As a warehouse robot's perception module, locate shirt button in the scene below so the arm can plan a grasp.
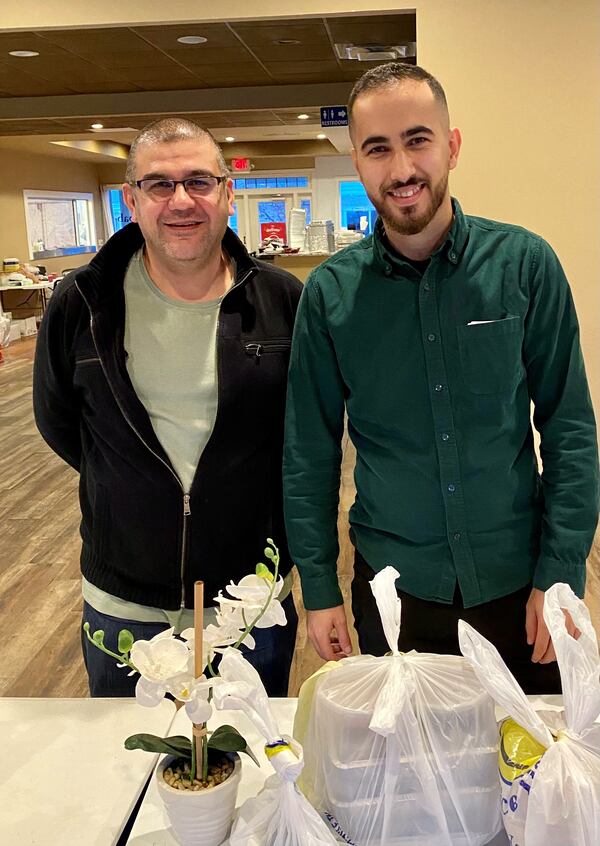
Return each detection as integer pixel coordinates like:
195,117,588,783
447,484,456,492
434,384,443,392
423,281,430,291
453,532,461,541
427,333,436,342
384,266,392,276
449,251,457,261
441,433,450,441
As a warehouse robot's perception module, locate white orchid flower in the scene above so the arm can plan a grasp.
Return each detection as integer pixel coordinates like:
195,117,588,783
130,627,190,683
135,675,167,708
215,574,287,629
184,677,215,724
180,621,242,669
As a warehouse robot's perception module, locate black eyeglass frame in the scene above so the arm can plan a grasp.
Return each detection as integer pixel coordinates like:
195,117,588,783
130,175,229,196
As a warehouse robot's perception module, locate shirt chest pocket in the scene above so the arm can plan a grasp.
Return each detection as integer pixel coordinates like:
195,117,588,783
457,315,525,395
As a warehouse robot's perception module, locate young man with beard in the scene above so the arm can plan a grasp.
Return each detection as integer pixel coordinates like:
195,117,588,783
34,119,302,697
283,64,598,693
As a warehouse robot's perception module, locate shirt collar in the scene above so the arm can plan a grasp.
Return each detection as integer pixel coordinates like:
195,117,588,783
372,197,469,271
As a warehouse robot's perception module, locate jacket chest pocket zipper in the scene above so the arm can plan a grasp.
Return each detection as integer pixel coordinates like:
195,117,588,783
75,356,101,366
244,341,291,359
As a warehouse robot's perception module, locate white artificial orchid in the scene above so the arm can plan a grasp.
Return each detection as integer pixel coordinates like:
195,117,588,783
180,618,243,667
183,677,215,724
130,627,190,683
215,574,287,629
83,538,285,786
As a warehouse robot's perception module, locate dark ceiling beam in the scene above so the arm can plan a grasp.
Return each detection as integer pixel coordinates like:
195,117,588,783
0,82,353,120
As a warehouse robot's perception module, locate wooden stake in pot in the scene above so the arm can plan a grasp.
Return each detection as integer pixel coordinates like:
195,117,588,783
193,580,206,778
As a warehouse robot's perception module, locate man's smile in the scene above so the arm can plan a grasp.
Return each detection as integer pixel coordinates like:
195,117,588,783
386,182,427,206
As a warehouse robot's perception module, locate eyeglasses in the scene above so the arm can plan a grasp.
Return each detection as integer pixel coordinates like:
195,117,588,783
131,175,228,200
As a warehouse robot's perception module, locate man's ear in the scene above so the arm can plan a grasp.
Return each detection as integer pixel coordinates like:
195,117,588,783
122,182,138,223
448,127,462,171
225,178,235,217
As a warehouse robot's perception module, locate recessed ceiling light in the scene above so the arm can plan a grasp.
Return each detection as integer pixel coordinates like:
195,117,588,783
317,133,327,139
276,39,301,45
177,35,207,45
90,123,104,130
225,136,235,142
9,50,39,58
297,113,309,120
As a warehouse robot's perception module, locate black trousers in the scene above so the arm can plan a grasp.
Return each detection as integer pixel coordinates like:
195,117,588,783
351,550,561,695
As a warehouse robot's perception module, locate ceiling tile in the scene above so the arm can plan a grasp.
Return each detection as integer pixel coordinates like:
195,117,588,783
38,27,154,54
165,46,256,66
230,21,330,45
134,23,240,50
0,32,67,56
94,51,182,70
0,72,76,96
251,44,334,62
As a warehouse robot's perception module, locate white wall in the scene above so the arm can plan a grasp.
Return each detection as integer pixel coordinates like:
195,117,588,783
313,156,357,224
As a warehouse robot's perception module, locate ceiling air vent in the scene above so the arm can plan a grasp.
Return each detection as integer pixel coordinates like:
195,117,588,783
334,43,416,62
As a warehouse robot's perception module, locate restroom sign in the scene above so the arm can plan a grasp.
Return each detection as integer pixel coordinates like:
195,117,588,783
320,106,348,127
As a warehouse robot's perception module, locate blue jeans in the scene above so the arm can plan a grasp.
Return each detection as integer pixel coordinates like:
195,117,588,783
81,594,298,698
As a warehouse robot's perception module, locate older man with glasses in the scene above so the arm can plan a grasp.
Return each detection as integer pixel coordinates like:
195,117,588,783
33,118,303,697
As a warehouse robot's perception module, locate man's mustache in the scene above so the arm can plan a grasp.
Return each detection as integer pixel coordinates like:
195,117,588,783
381,178,426,193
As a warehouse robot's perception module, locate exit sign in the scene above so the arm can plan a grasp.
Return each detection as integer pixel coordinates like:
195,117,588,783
231,157,251,171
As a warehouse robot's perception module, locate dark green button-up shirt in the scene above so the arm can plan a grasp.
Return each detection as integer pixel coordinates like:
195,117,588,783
283,200,598,610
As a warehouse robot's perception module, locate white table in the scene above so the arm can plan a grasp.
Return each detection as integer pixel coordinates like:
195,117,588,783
0,698,176,845
0,282,53,317
128,695,565,846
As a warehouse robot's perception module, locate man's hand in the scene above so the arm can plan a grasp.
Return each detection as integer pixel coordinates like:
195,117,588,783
307,606,353,662
525,587,581,663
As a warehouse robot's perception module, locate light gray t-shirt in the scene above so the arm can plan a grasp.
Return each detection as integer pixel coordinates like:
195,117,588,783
124,248,223,492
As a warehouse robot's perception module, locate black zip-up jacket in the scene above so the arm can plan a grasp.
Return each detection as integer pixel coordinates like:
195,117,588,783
33,223,303,608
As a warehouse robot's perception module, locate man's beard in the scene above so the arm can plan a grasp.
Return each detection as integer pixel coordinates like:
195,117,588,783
371,174,448,236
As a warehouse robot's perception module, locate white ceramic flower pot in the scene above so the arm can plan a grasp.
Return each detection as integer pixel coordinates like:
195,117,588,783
156,752,242,846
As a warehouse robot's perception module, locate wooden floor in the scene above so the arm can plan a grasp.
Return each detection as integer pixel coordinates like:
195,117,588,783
1,336,598,698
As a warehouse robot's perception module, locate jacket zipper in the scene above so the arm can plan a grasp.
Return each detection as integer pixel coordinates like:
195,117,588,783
244,341,291,358
76,281,192,606
75,266,255,610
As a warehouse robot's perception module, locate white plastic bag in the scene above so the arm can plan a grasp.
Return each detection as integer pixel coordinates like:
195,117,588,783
0,312,11,348
458,582,600,846
213,647,339,846
295,567,501,846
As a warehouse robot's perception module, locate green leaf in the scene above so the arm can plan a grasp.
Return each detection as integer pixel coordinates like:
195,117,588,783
255,562,273,581
92,629,105,646
117,629,134,654
208,724,260,766
124,733,192,759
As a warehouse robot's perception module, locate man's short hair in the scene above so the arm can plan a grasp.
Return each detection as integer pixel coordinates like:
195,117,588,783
348,63,448,129
125,117,230,183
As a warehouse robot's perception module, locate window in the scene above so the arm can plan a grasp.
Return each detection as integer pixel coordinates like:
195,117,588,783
339,180,378,235
23,190,97,260
103,187,133,235
229,202,239,235
300,197,312,225
230,175,310,191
